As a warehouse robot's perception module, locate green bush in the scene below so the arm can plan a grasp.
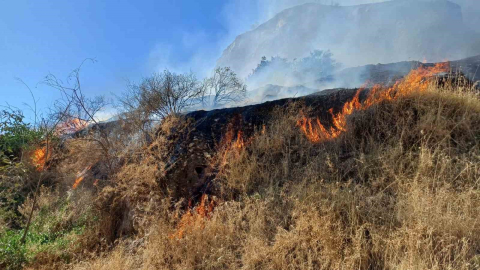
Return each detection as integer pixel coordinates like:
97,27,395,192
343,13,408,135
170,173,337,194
0,109,43,162
0,230,27,270
0,109,44,229
0,190,92,269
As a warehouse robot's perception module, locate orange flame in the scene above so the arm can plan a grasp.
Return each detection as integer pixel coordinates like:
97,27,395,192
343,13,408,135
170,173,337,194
232,130,245,150
218,119,249,166
72,166,92,189
72,176,85,189
93,179,100,186
55,118,88,136
298,62,450,143
171,194,217,239
31,144,51,172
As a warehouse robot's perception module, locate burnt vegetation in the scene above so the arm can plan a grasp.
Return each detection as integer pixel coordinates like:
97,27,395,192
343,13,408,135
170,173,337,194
1,59,480,270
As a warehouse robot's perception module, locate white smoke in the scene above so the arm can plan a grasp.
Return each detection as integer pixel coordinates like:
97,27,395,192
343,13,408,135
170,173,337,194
219,0,480,82
148,0,480,104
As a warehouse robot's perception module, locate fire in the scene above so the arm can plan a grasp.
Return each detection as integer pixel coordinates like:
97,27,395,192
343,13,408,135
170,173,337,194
31,144,51,172
222,120,246,150
298,62,450,143
171,194,217,239
55,118,88,136
72,176,85,189
72,166,92,189
218,118,248,166
169,120,247,239
232,130,245,150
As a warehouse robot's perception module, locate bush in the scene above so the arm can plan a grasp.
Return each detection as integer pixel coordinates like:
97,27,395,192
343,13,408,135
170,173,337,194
0,230,27,270
0,186,94,270
0,109,43,230
0,109,43,162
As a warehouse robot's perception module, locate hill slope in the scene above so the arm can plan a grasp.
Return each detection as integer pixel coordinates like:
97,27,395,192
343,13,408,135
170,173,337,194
2,61,480,270
217,0,480,78
73,64,480,270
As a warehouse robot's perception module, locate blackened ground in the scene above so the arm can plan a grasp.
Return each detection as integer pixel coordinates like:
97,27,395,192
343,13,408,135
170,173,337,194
186,88,361,148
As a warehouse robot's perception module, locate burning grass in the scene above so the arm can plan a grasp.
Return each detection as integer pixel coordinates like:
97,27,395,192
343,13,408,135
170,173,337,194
72,166,92,190
140,73,478,269
297,63,452,143
18,65,480,270
170,194,217,239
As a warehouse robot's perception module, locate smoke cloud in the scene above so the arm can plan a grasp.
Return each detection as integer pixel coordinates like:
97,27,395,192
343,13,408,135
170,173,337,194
149,0,480,104
225,0,480,31
220,1,480,92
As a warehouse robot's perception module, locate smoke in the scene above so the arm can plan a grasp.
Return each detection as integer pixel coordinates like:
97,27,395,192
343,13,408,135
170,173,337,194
227,0,480,29
148,0,480,104
220,1,480,95
147,0,388,77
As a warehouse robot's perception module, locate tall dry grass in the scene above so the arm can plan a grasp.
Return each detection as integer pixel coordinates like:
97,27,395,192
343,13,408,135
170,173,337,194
44,82,480,270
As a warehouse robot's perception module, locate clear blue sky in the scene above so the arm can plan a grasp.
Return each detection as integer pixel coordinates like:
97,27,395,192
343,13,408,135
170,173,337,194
0,0,263,122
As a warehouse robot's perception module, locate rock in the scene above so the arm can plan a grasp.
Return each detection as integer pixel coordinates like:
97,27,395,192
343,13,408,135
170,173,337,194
217,0,480,78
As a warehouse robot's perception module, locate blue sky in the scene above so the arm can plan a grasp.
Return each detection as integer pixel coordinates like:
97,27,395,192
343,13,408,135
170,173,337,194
0,0,265,121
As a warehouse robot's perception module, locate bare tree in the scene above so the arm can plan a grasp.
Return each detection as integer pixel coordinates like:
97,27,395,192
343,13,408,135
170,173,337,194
203,67,247,107
120,70,203,119
116,70,204,146
43,59,106,126
20,102,73,244
21,59,109,244
42,59,114,167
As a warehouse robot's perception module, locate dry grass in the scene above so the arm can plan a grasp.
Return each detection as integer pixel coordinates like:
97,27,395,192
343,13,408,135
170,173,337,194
28,83,480,270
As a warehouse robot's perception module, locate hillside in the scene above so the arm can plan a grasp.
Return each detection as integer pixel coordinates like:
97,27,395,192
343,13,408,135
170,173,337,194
77,62,480,269
1,62,479,269
217,0,480,78
4,0,480,269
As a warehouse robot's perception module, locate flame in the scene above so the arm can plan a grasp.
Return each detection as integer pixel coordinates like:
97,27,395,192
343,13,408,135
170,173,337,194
30,144,51,171
169,118,246,239
55,118,88,136
218,119,249,166
222,121,246,150
93,179,100,186
171,194,217,239
72,176,85,189
72,166,92,189
298,62,450,143
232,130,245,150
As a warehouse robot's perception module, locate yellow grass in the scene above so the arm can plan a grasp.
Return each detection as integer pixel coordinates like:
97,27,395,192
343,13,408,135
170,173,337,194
28,83,480,270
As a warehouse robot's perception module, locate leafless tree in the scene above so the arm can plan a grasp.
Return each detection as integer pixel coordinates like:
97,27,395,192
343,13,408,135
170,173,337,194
202,67,247,107
20,100,73,244
43,59,106,126
117,70,204,145
122,70,203,119
43,59,110,154
21,59,110,244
